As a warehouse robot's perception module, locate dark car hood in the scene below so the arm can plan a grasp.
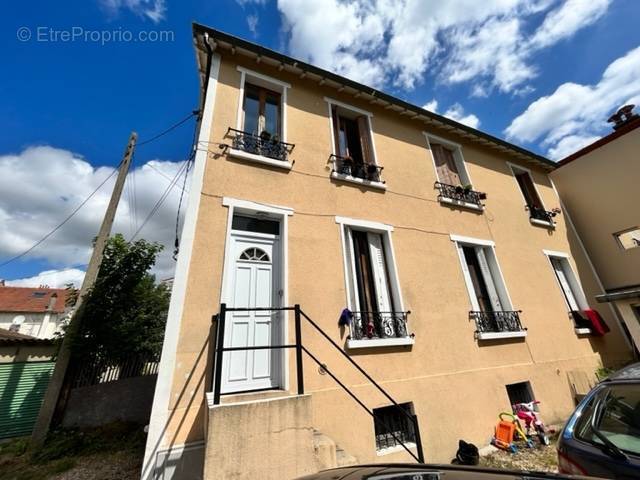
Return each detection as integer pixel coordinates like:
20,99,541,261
296,464,601,480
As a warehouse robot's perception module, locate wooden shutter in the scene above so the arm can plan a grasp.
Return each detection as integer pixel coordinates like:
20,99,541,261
331,107,342,155
551,258,579,311
475,247,503,311
367,233,393,313
432,144,460,185
357,116,373,164
515,172,542,208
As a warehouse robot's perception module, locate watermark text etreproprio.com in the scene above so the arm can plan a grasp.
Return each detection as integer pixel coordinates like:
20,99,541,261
17,26,174,45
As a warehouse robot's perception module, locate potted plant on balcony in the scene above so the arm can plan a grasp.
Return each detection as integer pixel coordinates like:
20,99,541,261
340,155,354,176
366,163,379,182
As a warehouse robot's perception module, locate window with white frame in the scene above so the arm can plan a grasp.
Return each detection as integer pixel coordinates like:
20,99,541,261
614,227,640,250
327,99,382,185
545,252,592,331
338,218,409,343
426,135,471,187
229,67,292,165
509,163,555,225
452,235,524,337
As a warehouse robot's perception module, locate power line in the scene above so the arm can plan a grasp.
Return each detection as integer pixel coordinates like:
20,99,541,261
129,159,190,241
136,111,198,147
0,165,121,270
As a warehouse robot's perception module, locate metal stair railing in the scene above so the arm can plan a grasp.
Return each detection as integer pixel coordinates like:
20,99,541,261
211,303,425,463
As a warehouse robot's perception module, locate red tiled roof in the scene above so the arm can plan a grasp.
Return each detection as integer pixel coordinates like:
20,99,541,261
0,327,55,345
0,327,37,340
0,286,68,314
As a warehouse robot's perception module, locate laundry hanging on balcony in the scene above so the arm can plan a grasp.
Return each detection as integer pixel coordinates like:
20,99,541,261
338,308,353,327
582,308,610,336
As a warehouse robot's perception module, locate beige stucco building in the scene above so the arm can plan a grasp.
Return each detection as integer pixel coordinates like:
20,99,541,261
551,108,640,356
142,24,634,480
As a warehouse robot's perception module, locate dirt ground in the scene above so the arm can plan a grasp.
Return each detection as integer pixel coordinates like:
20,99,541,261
480,433,559,473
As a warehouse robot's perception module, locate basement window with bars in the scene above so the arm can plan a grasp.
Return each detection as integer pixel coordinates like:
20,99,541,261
506,381,534,406
373,402,416,453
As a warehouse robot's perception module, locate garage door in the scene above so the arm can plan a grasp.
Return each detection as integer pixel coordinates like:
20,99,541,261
0,361,55,439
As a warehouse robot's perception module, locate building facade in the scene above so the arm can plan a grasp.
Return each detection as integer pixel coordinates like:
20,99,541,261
0,285,69,339
143,24,633,479
551,109,640,355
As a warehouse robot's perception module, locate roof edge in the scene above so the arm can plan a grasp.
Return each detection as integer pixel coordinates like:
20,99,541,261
192,22,556,171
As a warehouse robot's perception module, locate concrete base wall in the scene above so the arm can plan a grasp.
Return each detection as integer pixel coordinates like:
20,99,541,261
204,394,317,480
62,374,157,428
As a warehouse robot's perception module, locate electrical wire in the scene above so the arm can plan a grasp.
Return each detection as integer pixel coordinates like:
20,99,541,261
0,165,121,270
136,111,198,147
129,159,191,241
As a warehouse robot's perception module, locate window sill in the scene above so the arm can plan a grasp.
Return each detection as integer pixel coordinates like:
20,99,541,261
530,218,555,229
347,337,414,349
331,172,387,190
476,331,527,341
228,148,292,170
439,196,484,211
575,327,592,335
376,442,417,457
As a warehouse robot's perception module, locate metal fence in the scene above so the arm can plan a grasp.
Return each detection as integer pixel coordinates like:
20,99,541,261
70,354,159,388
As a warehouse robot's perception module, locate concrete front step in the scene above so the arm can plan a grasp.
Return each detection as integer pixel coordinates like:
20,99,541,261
218,388,293,405
313,429,357,470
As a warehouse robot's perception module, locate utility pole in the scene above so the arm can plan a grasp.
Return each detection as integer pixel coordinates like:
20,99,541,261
32,132,137,444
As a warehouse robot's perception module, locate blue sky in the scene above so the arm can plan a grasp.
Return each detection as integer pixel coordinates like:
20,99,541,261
1,0,639,286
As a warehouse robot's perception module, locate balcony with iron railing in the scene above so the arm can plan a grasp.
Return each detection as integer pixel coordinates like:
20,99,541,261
469,310,527,340
225,127,295,168
348,311,414,348
329,154,385,189
434,182,486,210
527,205,558,227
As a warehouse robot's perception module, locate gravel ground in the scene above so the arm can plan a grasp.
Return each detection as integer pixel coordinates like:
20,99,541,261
480,434,559,473
51,451,141,480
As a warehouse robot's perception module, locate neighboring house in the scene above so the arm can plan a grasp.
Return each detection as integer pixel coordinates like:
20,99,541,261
0,284,69,339
142,24,633,480
551,106,640,354
0,328,56,439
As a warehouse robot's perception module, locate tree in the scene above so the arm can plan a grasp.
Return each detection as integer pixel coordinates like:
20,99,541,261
67,234,170,364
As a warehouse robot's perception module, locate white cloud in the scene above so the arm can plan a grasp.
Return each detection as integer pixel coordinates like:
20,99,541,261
6,268,86,289
506,46,640,159
422,99,438,112
546,134,600,160
443,103,481,129
276,0,612,93
529,0,611,49
0,146,190,285
247,14,259,36
99,0,166,23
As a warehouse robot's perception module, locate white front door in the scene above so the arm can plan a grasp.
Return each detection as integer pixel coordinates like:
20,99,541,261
222,234,281,393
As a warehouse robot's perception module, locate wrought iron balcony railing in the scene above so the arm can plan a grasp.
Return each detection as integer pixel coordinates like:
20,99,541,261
349,311,410,341
528,205,556,224
470,310,525,336
434,181,486,207
330,154,384,183
228,128,295,162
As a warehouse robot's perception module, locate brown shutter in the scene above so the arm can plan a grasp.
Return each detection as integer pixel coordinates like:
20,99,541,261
432,144,460,185
357,116,373,164
331,106,341,155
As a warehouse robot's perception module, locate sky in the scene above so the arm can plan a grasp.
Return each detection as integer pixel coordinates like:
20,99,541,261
1,0,639,288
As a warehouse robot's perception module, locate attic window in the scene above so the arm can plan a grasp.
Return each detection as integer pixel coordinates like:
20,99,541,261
614,227,640,250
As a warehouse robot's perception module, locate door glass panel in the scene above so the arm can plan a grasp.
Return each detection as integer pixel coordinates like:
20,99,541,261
264,94,280,137
232,215,280,235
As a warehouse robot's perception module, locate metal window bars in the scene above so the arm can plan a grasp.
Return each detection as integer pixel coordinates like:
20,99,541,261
349,311,410,340
434,181,486,207
227,127,295,162
469,310,526,335
329,154,384,183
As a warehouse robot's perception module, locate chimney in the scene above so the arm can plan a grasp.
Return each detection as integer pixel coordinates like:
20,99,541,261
608,104,640,130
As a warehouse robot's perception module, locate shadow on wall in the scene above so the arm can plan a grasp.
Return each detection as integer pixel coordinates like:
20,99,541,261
0,362,54,440
565,225,635,368
142,324,214,480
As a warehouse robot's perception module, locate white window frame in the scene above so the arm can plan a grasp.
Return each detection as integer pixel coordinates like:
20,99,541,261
335,216,412,348
325,98,385,190
543,250,591,334
230,66,292,170
613,226,640,251
219,197,294,391
507,162,554,228
450,234,523,340
424,133,481,211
